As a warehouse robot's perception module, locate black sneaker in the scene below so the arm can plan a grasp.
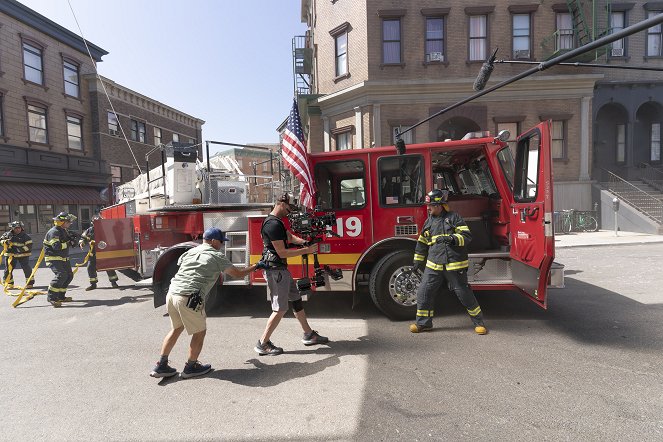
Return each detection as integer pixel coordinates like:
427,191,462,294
302,330,329,346
150,361,177,378
181,361,212,379
254,340,284,356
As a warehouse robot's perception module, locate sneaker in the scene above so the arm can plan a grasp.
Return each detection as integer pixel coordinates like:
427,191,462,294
254,340,284,356
181,361,212,379
409,323,433,333
302,330,329,346
474,325,488,335
85,284,97,291
150,361,177,378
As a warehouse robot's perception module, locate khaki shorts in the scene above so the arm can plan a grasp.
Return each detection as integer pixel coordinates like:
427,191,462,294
166,293,206,335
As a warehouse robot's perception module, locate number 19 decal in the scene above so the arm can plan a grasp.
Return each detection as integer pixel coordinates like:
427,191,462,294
331,216,362,238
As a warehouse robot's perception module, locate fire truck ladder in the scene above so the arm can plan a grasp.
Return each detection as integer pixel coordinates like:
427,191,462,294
145,144,168,209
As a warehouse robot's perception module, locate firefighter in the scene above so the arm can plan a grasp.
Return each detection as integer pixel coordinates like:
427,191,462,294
1,221,34,289
79,216,119,290
410,189,488,335
43,212,78,307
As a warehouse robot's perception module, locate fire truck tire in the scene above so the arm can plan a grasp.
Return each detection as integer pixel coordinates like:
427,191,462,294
369,250,418,321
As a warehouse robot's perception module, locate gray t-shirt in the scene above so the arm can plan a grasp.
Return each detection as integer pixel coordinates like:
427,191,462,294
167,243,232,297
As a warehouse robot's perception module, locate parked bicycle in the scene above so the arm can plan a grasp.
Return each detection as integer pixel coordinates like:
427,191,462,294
559,209,598,233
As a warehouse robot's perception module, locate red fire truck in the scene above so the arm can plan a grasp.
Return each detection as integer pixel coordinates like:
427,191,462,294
97,121,562,320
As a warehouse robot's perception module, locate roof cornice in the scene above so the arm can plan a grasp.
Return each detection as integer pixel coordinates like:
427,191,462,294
1,0,107,61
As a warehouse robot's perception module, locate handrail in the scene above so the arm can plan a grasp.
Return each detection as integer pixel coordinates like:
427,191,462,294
602,168,663,222
639,162,663,192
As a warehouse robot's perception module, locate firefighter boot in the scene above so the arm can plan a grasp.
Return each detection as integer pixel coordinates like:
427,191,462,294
85,283,97,291
409,323,433,333
475,325,488,335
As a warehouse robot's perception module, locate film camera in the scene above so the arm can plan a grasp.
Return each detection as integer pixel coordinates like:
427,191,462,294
287,210,343,292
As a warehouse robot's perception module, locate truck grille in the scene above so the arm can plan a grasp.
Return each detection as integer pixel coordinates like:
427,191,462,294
395,225,418,236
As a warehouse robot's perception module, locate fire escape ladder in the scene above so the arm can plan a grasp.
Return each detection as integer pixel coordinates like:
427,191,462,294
567,0,591,47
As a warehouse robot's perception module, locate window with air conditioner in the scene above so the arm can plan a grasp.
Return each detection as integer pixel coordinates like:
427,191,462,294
512,14,531,58
610,11,625,57
425,17,445,62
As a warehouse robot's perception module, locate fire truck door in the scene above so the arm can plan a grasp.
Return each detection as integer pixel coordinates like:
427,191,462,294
509,121,555,307
94,218,136,271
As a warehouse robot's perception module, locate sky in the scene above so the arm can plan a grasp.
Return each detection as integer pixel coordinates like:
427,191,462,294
17,0,307,155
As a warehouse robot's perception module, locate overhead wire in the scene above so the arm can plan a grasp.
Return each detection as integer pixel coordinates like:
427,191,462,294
66,0,142,174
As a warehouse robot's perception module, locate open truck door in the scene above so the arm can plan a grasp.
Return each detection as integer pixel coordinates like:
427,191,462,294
94,218,136,271
510,121,555,307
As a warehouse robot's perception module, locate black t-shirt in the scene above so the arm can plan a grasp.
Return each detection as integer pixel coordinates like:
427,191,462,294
261,216,288,265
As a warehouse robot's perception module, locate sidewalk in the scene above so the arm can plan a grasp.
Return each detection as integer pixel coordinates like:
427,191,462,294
555,230,663,248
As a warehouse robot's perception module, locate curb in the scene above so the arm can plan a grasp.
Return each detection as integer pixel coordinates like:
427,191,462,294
556,239,663,249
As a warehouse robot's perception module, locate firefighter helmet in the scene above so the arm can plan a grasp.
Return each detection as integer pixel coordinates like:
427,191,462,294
424,189,449,205
8,221,24,228
53,212,77,222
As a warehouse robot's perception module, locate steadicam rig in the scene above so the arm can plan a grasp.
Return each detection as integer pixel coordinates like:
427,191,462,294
287,210,343,293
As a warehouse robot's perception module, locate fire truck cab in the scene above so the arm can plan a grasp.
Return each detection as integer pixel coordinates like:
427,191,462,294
97,122,562,320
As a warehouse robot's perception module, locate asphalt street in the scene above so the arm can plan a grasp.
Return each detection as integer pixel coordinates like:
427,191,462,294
1,243,662,441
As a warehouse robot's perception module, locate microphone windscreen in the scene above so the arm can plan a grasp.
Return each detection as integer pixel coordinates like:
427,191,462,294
473,62,494,91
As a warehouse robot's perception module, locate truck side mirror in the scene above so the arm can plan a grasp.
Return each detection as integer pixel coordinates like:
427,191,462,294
612,197,620,211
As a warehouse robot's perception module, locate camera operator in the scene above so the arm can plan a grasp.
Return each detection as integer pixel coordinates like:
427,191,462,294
255,193,329,356
150,227,260,379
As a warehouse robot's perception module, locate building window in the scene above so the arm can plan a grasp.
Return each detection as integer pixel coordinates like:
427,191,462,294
469,15,488,61
392,125,413,144
610,12,626,56
23,42,44,85
382,19,401,64
497,122,519,153
63,60,79,97
188,137,195,144
647,11,662,57
111,165,122,184
651,123,661,162
335,31,348,77
17,204,38,234
27,104,48,144
108,111,119,134
0,95,4,137
551,120,566,159
616,123,626,163
335,131,352,151
154,127,162,146
512,14,531,59
172,133,179,143
130,120,145,143
424,17,445,62
66,115,83,150
556,13,575,50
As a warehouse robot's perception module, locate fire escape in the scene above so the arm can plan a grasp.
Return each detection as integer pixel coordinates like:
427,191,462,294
541,0,612,61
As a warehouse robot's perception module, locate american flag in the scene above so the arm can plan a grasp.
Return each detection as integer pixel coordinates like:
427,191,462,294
281,99,317,209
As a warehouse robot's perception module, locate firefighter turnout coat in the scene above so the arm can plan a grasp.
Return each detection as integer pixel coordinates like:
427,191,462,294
1,230,33,258
413,210,472,271
43,225,73,262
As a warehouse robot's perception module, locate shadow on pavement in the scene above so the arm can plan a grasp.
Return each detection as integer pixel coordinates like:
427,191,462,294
157,337,375,388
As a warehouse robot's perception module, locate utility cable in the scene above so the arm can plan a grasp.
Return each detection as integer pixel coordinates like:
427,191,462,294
66,0,142,173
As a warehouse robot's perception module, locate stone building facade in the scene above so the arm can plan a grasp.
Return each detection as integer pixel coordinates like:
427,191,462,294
297,0,663,211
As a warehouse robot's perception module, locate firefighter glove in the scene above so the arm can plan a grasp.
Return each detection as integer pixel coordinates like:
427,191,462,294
412,261,424,273
437,235,456,245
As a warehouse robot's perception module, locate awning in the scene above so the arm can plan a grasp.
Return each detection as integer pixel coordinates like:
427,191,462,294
0,183,105,205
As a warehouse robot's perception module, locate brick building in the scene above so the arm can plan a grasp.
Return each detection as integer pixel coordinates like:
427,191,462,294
0,0,204,241
0,0,108,237
87,75,204,186
295,0,663,212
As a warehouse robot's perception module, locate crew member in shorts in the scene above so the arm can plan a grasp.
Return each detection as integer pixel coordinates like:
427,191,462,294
150,227,263,379
255,193,329,356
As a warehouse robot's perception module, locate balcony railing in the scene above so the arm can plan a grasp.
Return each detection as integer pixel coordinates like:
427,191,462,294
604,168,663,223
638,162,663,192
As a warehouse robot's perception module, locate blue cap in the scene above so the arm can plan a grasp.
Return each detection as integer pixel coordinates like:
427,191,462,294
203,227,229,242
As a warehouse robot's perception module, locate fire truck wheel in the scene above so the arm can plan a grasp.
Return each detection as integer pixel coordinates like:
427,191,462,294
369,250,418,321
